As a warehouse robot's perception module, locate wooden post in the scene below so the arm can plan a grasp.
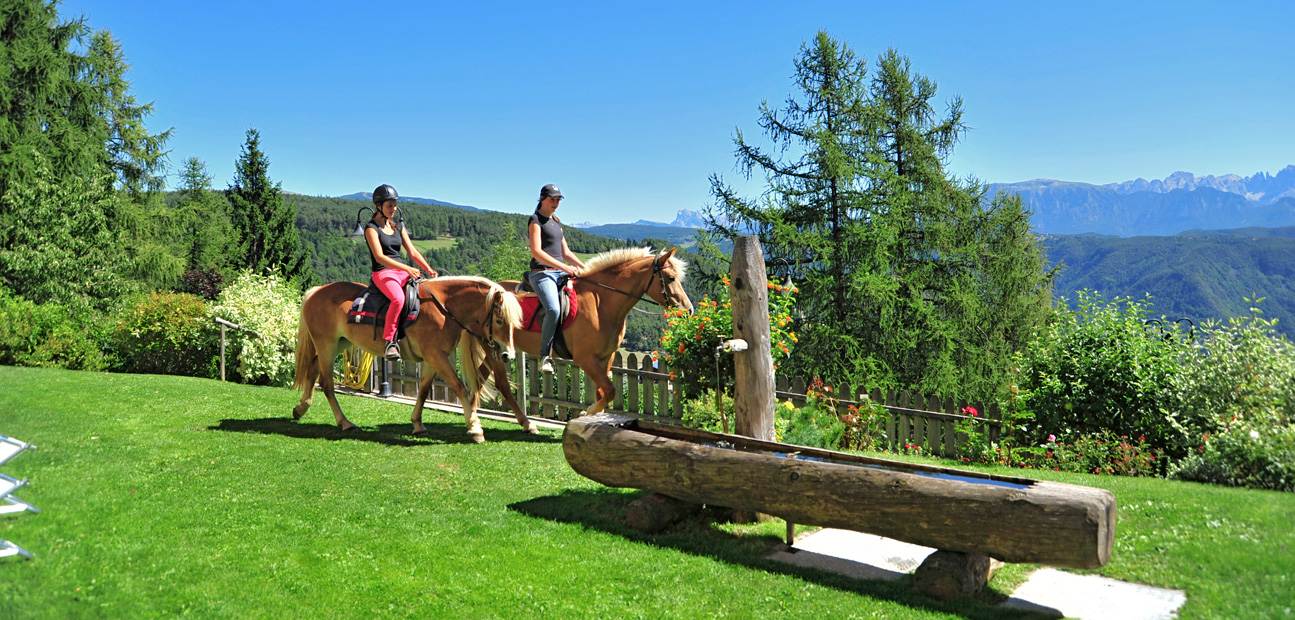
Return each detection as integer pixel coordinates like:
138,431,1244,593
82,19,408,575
731,235,774,442
219,324,226,382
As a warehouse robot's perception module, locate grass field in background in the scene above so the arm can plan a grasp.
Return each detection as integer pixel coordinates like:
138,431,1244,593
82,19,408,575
410,236,457,253
1,366,1292,618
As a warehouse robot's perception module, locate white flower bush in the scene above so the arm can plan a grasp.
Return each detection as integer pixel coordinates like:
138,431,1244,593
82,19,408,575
209,271,302,386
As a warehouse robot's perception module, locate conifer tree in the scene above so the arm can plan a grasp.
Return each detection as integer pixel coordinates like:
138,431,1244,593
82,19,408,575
0,0,171,305
226,129,314,286
706,32,1053,401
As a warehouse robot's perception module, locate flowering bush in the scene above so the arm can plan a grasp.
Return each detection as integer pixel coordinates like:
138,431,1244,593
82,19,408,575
208,271,301,386
959,429,1161,477
113,291,218,377
660,274,797,398
1170,424,1295,491
680,389,735,433
776,380,845,450
1171,301,1295,454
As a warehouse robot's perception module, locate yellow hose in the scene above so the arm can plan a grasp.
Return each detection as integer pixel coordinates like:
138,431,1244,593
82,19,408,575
341,346,375,389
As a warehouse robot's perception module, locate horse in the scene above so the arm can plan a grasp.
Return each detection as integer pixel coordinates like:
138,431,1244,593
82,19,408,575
476,247,693,418
292,276,530,443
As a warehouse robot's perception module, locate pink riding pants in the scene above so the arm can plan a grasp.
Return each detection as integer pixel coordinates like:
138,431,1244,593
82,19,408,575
373,268,411,342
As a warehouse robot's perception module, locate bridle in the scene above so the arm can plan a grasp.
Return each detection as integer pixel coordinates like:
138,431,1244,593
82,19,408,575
421,281,507,354
577,256,684,310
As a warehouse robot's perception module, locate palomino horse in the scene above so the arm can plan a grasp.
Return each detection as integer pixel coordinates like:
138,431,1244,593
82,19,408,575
476,247,693,418
292,276,530,443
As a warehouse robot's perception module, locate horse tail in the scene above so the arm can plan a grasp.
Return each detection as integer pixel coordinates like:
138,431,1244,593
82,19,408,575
293,286,322,392
458,330,499,406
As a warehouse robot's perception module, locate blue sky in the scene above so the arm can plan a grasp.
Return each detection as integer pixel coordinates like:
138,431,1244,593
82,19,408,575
60,0,1295,225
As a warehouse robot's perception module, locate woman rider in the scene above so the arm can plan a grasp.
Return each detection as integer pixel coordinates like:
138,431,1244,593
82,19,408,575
527,184,589,373
365,184,437,360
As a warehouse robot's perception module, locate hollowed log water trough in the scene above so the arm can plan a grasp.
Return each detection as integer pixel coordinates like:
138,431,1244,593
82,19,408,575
563,413,1116,570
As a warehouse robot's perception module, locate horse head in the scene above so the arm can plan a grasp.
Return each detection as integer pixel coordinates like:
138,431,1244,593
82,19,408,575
485,285,523,362
652,248,693,315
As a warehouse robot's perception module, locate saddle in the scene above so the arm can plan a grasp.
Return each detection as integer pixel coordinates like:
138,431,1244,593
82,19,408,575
346,277,421,342
516,274,579,359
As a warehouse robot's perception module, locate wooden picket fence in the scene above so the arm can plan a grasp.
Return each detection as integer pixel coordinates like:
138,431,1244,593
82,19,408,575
353,347,999,457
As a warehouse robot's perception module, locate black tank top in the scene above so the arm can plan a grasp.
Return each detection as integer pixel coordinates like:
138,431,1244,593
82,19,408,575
528,212,564,271
366,220,405,272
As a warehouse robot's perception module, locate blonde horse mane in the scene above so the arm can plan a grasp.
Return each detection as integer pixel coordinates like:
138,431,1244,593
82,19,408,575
435,276,522,405
581,247,688,283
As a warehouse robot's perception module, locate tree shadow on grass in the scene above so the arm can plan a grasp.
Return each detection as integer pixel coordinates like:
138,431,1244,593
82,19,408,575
509,488,1055,620
210,417,559,447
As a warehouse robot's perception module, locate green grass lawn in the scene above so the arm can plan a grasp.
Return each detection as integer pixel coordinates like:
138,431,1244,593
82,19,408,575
410,236,457,253
1,366,1292,618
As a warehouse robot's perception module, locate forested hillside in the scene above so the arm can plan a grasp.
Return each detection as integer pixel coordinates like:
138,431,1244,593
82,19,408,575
1044,232,1295,337
291,195,628,283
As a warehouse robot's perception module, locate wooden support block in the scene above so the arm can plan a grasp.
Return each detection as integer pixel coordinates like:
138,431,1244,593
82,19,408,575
625,493,701,534
911,550,1006,601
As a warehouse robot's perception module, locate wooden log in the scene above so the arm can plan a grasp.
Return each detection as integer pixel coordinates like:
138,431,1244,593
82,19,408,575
625,492,702,534
563,413,1117,569
730,236,774,442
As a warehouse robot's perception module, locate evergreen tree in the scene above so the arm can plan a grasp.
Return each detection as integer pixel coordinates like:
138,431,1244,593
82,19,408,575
226,129,314,286
706,33,1053,401
172,157,236,273
0,0,171,304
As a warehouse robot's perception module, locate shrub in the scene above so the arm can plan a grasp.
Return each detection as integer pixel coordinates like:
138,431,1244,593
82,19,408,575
1013,290,1191,453
113,291,218,377
777,379,845,450
179,268,224,301
0,286,107,371
208,271,302,386
660,274,797,398
1170,424,1295,492
1171,300,1295,452
679,390,735,434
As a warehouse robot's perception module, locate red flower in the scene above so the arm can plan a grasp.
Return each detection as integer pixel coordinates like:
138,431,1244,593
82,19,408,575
961,406,978,417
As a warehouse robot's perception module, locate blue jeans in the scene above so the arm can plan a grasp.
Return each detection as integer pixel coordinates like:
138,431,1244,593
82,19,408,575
528,270,564,357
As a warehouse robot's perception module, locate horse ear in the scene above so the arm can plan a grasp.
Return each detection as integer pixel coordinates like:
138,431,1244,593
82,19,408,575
657,247,677,265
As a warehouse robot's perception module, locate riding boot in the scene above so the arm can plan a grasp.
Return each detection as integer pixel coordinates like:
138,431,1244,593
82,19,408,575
385,340,402,361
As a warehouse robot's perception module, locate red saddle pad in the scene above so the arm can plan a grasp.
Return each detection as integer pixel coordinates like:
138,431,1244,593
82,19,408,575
518,282,579,332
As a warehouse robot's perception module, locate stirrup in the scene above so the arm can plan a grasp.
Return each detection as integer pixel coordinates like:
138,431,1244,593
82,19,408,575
384,342,401,361
540,357,554,373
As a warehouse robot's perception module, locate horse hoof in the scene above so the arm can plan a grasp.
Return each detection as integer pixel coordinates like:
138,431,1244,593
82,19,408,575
341,424,358,432
412,429,429,438
292,406,305,421
524,424,541,435
468,431,486,444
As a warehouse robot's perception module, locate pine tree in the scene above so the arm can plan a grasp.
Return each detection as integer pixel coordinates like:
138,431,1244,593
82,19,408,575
0,0,171,305
706,33,1053,401
225,129,314,286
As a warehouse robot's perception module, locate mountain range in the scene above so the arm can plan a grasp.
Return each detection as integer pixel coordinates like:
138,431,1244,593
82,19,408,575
334,166,1295,238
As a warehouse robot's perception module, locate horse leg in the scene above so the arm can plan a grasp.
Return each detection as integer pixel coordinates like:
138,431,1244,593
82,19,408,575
315,339,356,431
488,356,537,433
578,352,618,415
410,365,437,437
293,363,318,420
425,350,485,443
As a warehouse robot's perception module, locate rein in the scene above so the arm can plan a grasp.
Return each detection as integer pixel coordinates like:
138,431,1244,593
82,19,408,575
578,258,682,310
421,282,496,348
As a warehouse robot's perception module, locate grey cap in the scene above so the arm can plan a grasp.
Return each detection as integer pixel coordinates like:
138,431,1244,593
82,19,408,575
540,184,563,199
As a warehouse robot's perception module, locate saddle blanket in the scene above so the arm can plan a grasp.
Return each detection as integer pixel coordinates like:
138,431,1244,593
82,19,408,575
519,281,578,332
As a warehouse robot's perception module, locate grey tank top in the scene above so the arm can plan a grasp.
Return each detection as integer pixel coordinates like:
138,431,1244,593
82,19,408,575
528,212,564,270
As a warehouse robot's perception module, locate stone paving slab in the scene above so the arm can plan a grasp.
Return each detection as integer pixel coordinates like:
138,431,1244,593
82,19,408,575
766,528,1186,619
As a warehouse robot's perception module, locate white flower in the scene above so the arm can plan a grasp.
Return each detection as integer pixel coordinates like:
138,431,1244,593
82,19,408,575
1249,429,1260,440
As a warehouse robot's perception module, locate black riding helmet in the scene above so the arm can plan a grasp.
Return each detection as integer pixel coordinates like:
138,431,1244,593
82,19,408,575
372,184,399,205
